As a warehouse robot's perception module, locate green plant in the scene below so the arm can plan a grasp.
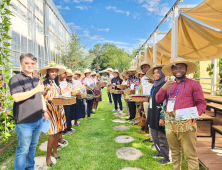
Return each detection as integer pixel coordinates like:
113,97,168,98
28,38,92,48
0,0,15,141
206,63,214,77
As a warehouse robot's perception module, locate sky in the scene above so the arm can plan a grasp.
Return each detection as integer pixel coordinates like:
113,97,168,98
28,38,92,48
53,0,204,53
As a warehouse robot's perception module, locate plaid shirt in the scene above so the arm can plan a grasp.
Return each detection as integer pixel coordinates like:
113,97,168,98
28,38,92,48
127,76,139,89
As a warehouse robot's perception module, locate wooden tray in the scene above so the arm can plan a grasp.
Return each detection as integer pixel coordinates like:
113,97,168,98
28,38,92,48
53,97,76,105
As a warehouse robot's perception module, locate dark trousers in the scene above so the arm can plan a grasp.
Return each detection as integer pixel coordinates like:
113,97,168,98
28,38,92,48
86,99,93,117
64,105,71,132
128,101,136,120
112,94,123,110
107,92,112,103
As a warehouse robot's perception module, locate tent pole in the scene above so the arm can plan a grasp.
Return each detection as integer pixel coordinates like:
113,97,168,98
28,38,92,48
153,31,157,64
171,6,179,59
211,59,217,95
145,44,147,61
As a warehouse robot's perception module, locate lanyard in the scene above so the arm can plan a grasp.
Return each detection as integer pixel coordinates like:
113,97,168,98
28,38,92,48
169,82,183,98
150,86,155,97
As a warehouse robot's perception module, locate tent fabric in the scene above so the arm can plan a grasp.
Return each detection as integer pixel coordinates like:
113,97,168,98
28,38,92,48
156,14,222,61
184,0,222,30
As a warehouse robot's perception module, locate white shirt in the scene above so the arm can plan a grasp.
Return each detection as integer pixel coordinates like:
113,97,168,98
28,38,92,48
60,81,71,97
141,75,153,95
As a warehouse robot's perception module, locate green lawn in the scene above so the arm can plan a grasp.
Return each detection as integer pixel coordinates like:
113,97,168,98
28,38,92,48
1,88,205,170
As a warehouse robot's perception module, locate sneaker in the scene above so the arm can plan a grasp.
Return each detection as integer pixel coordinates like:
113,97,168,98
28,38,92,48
112,109,117,112
119,110,123,114
108,102,112,105
151,144,156,150
157,158,171,165
151,152,163,158
93,109,95,111
63,131,71,136
96,108,98,110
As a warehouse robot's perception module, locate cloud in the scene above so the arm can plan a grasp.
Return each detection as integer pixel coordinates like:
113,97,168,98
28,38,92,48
139,0,169,17
67,22,83,30
76,5,89,10
62,0,71,2
106,6,130,16
83,30,104,40
73,0,93,3
104,40,129,45
56,5,70,10
97,28,110,32
133,12,140,19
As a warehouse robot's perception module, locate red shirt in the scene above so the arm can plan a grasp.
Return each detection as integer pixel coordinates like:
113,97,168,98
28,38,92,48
155,77,206,116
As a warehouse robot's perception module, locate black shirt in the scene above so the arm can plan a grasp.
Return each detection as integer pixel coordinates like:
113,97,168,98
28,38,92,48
9,72,43,124
111,76,123,90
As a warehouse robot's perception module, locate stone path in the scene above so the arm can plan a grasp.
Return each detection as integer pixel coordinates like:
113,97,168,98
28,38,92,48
39,139,68,152
34,156,56,170
113,125,129,131
116,147,143,161
120,167,143,170
115,135,134,143
113,112,127,117
112,118,127,123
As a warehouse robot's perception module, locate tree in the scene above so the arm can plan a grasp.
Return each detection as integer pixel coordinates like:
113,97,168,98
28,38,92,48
58,33,95,71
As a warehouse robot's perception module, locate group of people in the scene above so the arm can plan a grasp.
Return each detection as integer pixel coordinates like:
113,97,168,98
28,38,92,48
9,53,102,169
106,58,206,170
9,52,207,170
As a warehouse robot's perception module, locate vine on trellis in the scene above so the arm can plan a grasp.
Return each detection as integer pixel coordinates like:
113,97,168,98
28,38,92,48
0,0,15,141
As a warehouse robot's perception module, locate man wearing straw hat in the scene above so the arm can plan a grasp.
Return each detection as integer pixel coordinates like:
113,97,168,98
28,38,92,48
136,61,155,144
156,58,206,170
103,68,114,105
9,53,49,170
126,66,139,121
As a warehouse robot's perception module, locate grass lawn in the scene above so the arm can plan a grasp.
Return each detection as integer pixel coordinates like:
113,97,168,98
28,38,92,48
1,88,205,170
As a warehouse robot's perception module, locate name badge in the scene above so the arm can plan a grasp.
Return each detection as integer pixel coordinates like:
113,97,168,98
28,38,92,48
167,98,176,112
130,83,135,89
113,83,116,85
149,97,152,109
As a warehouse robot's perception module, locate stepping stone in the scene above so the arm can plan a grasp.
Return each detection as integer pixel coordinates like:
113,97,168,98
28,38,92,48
34,156,56,169
120,167,143,170
115,135,134,143
112,118,127,123
116,147,143,160
114,112,127,117
113,125,129,131
39,139,68,151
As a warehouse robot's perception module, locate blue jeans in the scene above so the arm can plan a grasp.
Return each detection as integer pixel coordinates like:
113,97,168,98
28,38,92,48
14,118,43,170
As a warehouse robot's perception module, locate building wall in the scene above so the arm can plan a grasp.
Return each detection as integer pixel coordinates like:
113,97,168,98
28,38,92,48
9,0,72,71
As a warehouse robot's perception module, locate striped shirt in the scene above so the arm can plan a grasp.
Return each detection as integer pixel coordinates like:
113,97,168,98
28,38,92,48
155,77,206,115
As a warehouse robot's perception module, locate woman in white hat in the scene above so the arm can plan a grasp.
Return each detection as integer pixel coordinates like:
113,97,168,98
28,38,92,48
40,61,66,166
81,69,96,120
103,68,114,105
121,71,129,116
111,70,123,114
73,71,85,121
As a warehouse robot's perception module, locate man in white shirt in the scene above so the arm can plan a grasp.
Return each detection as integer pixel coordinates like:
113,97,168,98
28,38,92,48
137,61,155,143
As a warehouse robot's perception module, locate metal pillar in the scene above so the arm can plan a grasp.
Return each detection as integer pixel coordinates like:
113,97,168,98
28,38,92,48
211,59,217,95
144,44,148,61
171,6,179,59
153,31,157,64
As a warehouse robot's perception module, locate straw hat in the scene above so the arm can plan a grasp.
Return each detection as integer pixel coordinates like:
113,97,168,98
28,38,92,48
162,58,198,76
84,69,91,74
66,69,73,77
39,61,66,75
106,68,113,72
136,71,145,78
112,70,120,77
73,71,84,79
91,71,96,76
96,73,100,77
128,66,137,72
57,65,67,76
122,70,129,79
139,61,155,70
146,64,165,79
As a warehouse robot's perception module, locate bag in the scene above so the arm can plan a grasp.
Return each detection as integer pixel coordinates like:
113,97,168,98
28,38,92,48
133,111,147,127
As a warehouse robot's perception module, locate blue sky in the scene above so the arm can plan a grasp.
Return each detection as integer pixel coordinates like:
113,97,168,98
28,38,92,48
53,0,203,53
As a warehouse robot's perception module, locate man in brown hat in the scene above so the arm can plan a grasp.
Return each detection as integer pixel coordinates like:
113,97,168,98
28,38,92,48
156,58,206,170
